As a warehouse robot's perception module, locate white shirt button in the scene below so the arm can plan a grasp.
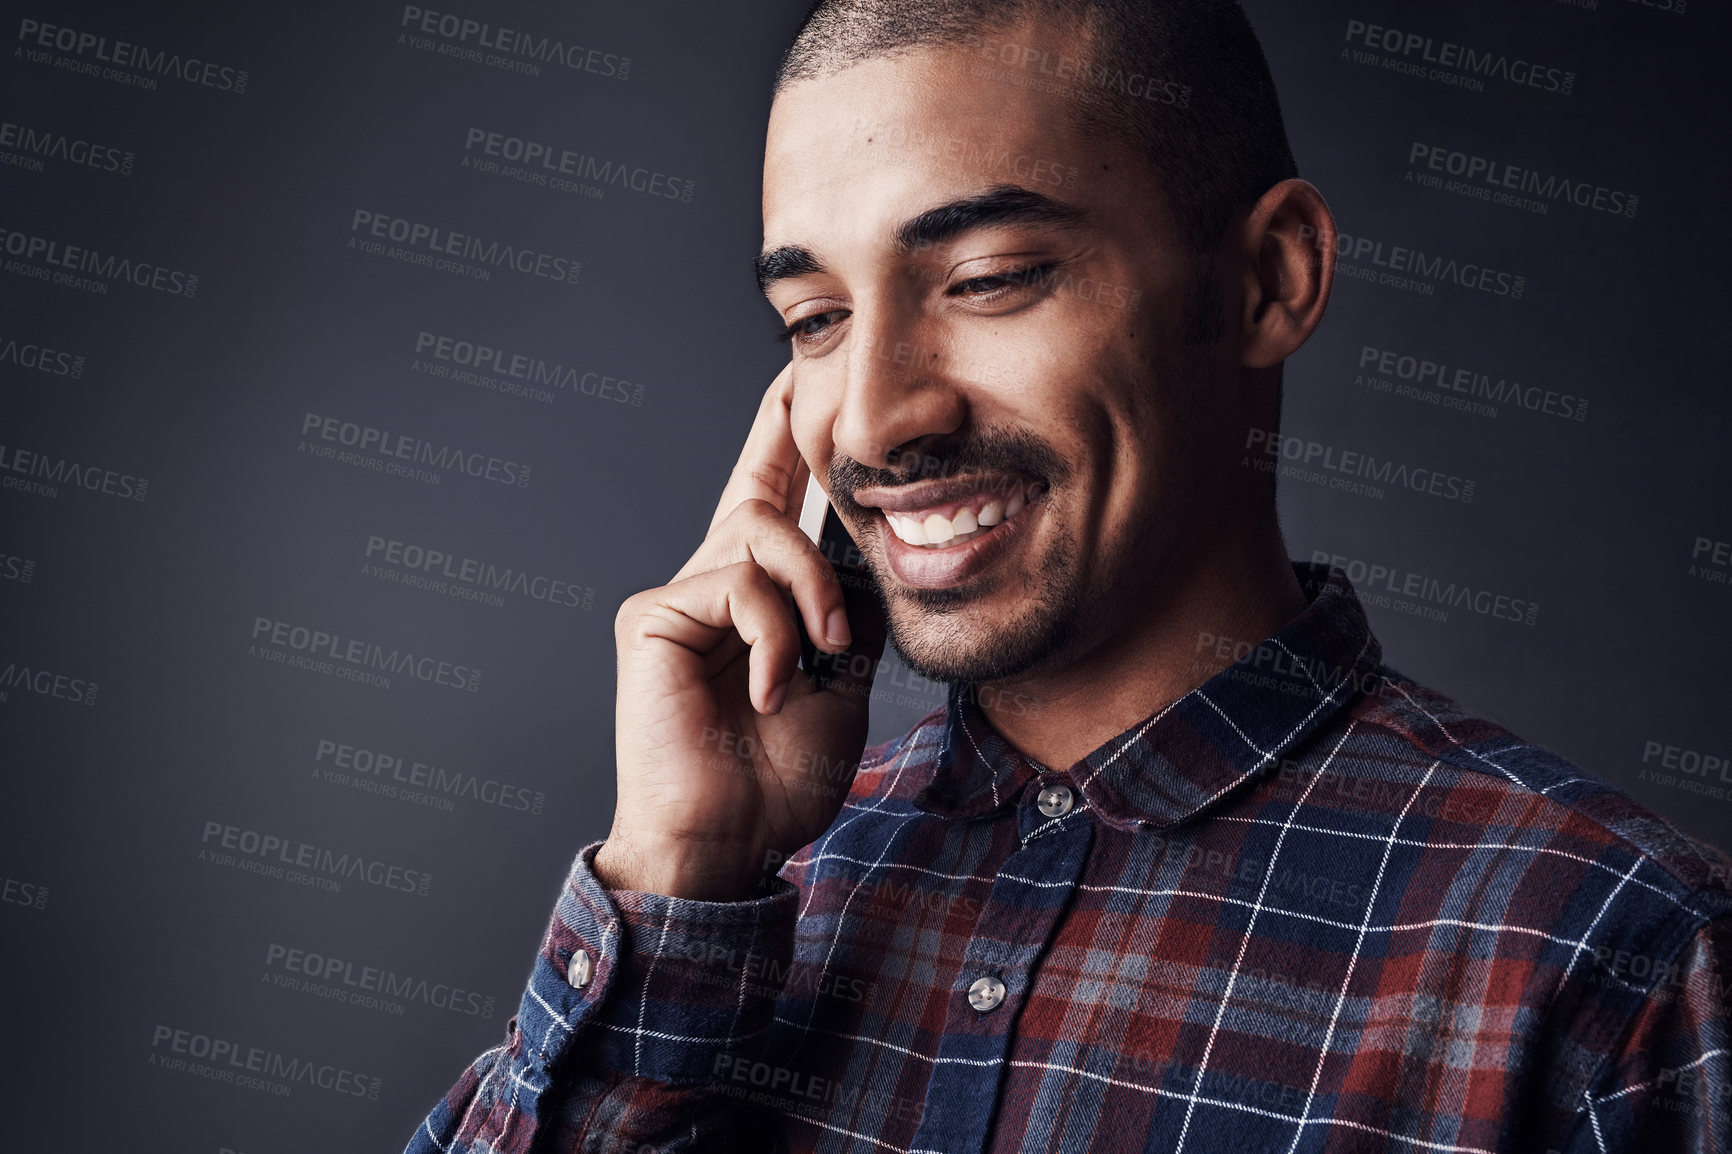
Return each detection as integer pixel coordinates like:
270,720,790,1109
567,948,593,989
967,975,1006,1012
1036,784,1074,818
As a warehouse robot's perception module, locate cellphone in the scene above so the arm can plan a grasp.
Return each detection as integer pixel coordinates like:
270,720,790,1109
795,473,882,691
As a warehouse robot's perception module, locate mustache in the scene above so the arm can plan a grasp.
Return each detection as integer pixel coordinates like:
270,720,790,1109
827,428,1070,513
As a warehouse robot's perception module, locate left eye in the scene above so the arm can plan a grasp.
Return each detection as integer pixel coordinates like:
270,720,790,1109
951,264,1054,296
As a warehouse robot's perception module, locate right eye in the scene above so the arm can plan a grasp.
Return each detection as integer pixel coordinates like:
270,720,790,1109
776,310,849,347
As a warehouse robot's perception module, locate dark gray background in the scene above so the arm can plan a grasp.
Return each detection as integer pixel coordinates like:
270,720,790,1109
1,1,1727,1149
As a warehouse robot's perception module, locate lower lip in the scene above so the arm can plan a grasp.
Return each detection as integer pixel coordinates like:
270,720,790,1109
878,505,1036,588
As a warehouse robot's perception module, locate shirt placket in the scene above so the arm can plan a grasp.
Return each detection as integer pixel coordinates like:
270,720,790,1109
907,773,1094,1154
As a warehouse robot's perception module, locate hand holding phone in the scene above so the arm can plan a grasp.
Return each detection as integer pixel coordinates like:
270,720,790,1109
597,367,886,902
795,473,882,692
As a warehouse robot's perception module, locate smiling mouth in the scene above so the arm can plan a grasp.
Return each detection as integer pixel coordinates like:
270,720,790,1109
858,477,1046,549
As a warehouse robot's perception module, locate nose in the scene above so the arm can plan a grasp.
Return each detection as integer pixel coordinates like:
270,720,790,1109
830,305,966,470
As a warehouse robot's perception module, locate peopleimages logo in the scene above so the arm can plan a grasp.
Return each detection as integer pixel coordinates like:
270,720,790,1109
16,18,250,93
413,330,644,406
1301,225,1524,299
148,1024,380,1100
1,872,49,911
958,31,1190,107
314,737,547,815
349,210,580,285
1342,19,1575,95
299,412,532,488
0,119,134,175
249,616,483,692
1244,429,1475,504
0,443,148,501
1310,551,1539,626
0,660,97,705
364,535,595,611
1639,739,1731,806
398,6,630,79
264,942,498,1018
0,227,197,296
463,127,694,203
1407,143,1637,219
0,552,36,583
0,333,85,378
1689,536,1730,589
1357,345,1588,423
200,820,433,897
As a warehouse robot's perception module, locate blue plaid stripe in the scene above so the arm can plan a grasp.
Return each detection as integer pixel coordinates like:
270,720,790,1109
407,564,1732,1154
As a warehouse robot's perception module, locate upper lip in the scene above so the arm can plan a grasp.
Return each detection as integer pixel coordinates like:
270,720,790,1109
852,474,1041,514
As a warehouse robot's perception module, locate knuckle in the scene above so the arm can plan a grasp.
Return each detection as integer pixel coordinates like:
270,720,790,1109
746,461,795,499
734,560,778,596
734,503,824,571
802,545,838,588
614,596,665,650
686,532,746,574
753,618,797,660
613,591,646,637
729,497,784,528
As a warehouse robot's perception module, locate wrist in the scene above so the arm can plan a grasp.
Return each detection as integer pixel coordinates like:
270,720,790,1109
594,835,772,902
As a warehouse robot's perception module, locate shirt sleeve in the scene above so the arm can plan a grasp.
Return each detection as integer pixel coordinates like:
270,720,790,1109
403,841,799,1154
1572,914,1732,1153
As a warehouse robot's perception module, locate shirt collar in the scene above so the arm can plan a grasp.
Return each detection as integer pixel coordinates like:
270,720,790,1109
913,562,1382,831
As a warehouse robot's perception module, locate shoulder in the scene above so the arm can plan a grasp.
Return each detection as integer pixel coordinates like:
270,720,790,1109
1340,662,1732,921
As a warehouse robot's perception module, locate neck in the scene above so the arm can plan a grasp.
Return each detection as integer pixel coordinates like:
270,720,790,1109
977,518,1308,772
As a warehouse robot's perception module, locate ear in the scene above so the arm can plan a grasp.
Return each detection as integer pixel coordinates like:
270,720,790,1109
1236,179,1336,370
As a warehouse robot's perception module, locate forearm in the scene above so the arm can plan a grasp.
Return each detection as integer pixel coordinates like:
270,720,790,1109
405,842,798,1154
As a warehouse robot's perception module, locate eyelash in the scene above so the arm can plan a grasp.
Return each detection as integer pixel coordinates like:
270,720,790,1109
775,312,842,344
774,262,1059,345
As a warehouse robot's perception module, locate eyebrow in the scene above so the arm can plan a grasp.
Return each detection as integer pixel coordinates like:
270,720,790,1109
754,184,1088,295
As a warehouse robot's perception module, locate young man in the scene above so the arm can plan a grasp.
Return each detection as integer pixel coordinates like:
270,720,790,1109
408,3,1731,1151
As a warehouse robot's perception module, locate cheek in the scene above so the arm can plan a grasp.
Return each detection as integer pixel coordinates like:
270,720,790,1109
946,316,1090,397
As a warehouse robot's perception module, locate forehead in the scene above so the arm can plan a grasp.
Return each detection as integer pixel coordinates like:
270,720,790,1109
762,33,1156,256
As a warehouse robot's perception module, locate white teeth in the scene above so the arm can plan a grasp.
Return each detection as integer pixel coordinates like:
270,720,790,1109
888,513,928,545
881,483,1039,548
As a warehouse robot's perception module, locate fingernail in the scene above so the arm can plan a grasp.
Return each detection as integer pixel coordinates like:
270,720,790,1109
766,681,788,714
825,608,851,649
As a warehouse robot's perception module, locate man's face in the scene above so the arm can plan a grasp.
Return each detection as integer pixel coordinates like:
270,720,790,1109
761,26,1247,685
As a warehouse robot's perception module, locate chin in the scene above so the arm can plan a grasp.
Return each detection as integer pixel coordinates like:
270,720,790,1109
882,582,1080,686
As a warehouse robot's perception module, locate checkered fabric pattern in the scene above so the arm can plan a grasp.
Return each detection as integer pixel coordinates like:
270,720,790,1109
406,564,1732,1154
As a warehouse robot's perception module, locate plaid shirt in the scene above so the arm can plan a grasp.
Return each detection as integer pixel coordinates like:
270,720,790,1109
406,564,1732,1154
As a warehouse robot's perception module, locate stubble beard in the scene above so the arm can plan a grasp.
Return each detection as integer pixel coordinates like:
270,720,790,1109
874,522,1089,685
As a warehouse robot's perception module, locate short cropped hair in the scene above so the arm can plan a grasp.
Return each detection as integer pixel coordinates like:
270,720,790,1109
774,0,1298,258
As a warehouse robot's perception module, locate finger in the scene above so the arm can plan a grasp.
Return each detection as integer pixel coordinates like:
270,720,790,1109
709,363,807,531
628,562,804,715
674,499,851,652
807,565,888,708
699,632,750,682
